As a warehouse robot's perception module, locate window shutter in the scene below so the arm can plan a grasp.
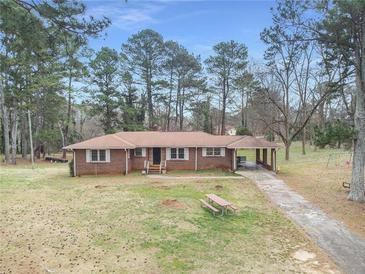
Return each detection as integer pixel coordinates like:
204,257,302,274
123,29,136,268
166,148,171,160
221,148,225,157
202,148,207,157
184,148,189,160
106,150,111,162
142,148,146,157
86,150,91,163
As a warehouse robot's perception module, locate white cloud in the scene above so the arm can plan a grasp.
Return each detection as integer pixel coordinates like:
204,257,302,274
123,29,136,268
88,2,166,31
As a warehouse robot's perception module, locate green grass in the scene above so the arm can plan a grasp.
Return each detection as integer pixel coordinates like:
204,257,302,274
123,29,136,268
0,163,337,273
271,142,365,240
166,168,240,176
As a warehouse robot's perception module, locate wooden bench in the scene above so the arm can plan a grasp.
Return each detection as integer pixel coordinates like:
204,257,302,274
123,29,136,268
200,199,220,216
227,204,238,213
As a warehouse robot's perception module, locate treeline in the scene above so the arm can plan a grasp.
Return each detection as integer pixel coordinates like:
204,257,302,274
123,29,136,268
1,1,255,162
85,32,250,135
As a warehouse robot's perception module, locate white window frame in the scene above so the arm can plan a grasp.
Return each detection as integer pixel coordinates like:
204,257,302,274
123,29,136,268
134,148,146,157
86,149,110,163
202,147,225,157
167,147,189,160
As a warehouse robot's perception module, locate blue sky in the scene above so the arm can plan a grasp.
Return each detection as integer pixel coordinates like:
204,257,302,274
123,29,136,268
87,0,275,61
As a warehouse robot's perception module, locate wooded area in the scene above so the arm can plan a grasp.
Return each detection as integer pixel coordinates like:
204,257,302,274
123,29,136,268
0,0,364,202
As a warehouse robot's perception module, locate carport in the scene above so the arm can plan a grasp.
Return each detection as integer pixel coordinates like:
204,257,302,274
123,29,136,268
227,136,280,172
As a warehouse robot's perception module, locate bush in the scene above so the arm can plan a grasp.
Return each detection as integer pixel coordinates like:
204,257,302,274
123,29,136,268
236,126,252,136
314,120,354,149
69,159,74,177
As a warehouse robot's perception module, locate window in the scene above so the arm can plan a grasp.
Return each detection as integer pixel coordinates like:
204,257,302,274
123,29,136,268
204,148,224,157
89,149,108,162
170,148,185,160
214,148,221,156
170,148,177,159
206,148,214,156
134,148,143,156
91,150,98,161
178,148,185,159
99,150,106,161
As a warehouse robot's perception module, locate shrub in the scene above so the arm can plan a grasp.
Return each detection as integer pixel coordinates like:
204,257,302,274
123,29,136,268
314,120,354,149
69,159,74,177
236,126,252,136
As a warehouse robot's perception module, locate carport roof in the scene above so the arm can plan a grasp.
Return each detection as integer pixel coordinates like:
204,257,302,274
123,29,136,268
226,136,281,149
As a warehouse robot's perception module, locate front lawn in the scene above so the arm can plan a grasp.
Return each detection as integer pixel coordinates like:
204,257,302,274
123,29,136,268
0,163,338,273
165,168,240,177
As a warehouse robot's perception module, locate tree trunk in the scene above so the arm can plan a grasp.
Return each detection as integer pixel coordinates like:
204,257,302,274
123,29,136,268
285,142,291,161
147,67,153,129
349,76,365,201
241,89,245,127
179,88,185,131
166,71,173,131
21,113,28,159
0,94,10,163
63,71,72,158
348,17,365,202
175,78,180,129
10,108,18,164
302,126,306,155
220,78,227,135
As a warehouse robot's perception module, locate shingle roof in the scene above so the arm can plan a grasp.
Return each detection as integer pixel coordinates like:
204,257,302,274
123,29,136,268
226,136,281,149
64,131,279,150
64,134,135,149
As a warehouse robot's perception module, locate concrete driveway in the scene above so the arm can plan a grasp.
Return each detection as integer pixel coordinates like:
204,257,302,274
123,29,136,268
236,170,365,274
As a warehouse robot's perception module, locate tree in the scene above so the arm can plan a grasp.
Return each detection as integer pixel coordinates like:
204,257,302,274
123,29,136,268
59,34,89,158
88,47,121,134
234,71,258,128
0,0,109,163
163,40,180,131
259,1,334,160
236,126,252,136
120,71,144,131
317,1,365,201
175,50,203,130
121,29,165,129
205,41,248,135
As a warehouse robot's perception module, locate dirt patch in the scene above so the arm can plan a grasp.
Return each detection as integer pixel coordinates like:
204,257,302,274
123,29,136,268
161,199,184,209
292,249,316,262
156,185,170,190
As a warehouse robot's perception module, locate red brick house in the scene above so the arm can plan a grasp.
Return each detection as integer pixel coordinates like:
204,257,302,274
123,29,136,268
64,131,279,176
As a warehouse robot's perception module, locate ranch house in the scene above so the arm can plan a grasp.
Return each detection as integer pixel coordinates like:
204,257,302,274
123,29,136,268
64,131,279,176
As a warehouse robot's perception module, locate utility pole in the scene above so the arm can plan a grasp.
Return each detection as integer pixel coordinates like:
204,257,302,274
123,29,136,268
28,110,34,169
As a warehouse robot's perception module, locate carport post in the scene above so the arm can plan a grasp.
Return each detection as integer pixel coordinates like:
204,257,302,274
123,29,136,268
263,149,268,164
233,149,237,171
255,148,260,164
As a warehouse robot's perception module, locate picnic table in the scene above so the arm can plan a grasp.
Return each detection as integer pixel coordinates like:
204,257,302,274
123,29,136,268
205,194,237,215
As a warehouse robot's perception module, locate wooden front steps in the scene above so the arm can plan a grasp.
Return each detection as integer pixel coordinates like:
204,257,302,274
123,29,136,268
148,164,161,174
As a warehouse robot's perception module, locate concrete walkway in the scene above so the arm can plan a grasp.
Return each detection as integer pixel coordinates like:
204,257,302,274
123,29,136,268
147,175,242,180
236,170,365,274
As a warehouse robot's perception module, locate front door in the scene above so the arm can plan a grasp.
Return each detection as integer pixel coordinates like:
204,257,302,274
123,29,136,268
153,148,161,164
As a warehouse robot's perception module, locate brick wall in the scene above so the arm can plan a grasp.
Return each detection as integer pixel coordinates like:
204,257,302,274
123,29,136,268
130,149,147,170
166,147,233,171
74,149,127,176
74,147,234,175
197,148,233,170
